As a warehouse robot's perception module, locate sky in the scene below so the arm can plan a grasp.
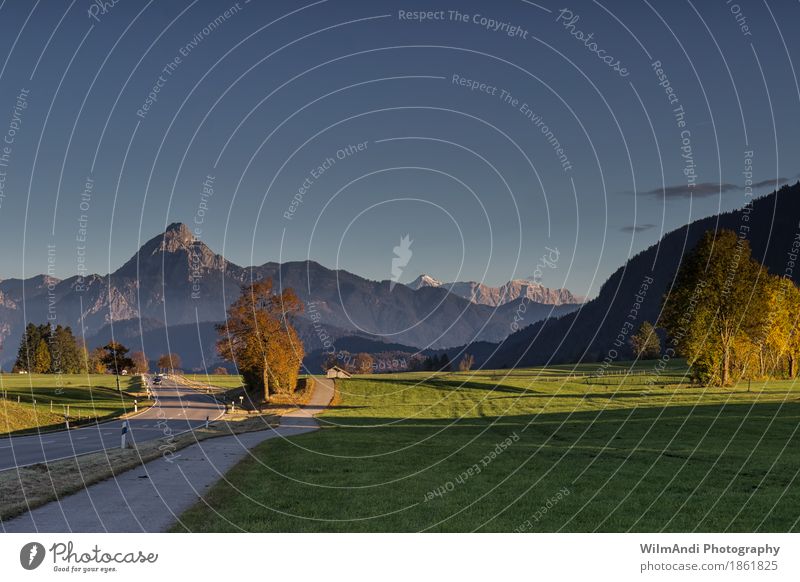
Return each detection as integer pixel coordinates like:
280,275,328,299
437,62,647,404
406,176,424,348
0,0,798,298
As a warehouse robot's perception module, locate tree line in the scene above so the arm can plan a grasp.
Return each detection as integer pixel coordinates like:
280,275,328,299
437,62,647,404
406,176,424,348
12,322,185,376
656,230,800,386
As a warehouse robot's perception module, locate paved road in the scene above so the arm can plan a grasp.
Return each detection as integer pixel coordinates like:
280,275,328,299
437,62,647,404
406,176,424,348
0,376,224,471
1,377,335,532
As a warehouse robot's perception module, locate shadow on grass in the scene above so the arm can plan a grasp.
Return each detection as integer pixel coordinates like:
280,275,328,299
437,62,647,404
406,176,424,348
363,376,537,395
315,401,800,431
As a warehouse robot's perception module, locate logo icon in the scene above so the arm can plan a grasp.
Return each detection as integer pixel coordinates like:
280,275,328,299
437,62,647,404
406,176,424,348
390,234,413,291
20,542,46,570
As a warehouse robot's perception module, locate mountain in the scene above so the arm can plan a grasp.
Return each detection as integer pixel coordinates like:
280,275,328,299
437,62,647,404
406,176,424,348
470,182,800,369
0,223,580,369
407,274,444,290
407,274,583,306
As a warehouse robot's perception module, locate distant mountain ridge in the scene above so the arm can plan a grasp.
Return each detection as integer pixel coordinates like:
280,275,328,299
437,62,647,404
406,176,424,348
407,274,584,306
0,223,580,369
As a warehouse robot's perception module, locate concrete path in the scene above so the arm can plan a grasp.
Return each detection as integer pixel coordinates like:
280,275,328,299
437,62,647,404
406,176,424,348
0,376,223,471
1,377,334,533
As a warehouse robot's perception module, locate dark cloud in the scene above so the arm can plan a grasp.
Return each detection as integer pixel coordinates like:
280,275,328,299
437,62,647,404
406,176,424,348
751,177,788,189
637,182,738,199
620,224,657,233
635,177,790,199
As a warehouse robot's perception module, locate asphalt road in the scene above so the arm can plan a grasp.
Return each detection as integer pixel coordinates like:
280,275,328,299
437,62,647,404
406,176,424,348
2,377,335,532
0,376,224,471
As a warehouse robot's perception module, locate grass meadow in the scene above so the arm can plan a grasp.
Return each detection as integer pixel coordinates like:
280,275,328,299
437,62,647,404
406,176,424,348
174,361,800,532
182,374,245,389
0,374,143,435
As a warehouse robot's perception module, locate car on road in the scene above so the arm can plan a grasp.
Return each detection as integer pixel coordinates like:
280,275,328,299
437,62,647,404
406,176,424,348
152,376,162,385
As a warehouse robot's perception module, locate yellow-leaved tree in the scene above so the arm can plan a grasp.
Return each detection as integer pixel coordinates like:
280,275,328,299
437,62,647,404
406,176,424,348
216,278,304,402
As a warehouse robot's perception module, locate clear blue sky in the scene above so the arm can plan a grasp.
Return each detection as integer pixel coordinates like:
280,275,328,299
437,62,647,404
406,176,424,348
0,0,797,298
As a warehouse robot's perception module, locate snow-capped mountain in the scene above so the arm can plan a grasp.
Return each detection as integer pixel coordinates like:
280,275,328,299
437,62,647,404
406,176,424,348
406,274,583,306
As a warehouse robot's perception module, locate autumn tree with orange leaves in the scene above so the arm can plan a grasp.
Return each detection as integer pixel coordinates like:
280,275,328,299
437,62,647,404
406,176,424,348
216,279,305,402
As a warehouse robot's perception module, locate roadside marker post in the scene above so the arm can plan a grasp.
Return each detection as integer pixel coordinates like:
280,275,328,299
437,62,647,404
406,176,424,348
134,399,138,413
121,421,129,449
205,416,209,429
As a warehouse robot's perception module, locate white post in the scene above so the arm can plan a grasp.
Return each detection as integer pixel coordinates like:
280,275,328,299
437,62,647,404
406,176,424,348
134,399,138,413
121,421,128,449
205,416,209,429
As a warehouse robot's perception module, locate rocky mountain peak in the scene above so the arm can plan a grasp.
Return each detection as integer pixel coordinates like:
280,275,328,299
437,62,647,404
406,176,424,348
407,274,443,290
160,222,195,251
405,275,583,306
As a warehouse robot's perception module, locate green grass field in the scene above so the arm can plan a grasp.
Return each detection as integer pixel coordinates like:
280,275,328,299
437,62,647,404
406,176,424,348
0,374,143,436
174,362,800,532
182,374,244,389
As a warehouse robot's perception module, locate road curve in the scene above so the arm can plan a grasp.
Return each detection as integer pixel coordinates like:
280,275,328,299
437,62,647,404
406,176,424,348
0,376,224,472
2,377,335,532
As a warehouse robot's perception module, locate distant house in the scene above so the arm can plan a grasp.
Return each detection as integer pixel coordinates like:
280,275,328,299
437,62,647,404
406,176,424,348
326,366,352,379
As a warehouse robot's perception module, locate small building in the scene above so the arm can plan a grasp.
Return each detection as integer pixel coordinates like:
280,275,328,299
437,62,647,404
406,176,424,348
326,366,352,379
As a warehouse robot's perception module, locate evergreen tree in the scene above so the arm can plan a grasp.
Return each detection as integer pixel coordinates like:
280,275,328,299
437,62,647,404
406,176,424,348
15,323,42,372
49,325,82,374
33,339,51,373
101,341,135,375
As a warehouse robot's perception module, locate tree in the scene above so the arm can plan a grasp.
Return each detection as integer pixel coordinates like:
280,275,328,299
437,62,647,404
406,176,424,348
353,353,374,374
32,339,51,373
439,354,451,372
157,353,181,371
322,352,339,373
458,353,475,372
49,325,82,374
213,366,228,375
629,321,661,360
785,284,800,378
131,351,149,374
216,278,304,401
100,341,135,376
265,322,305,393
15,323,44,372
662,230,770,386
86,347,108,374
